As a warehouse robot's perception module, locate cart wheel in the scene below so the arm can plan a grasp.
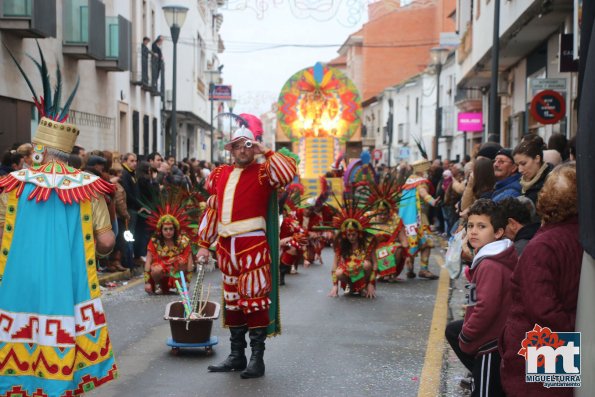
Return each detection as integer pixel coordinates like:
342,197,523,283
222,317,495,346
171,347,180,355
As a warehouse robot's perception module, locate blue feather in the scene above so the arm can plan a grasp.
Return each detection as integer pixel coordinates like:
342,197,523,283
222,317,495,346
313,62,324,85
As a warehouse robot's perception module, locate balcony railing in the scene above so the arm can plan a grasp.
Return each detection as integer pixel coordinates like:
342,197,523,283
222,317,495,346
62,0,105,60
0,0,56,38
96,15,131,72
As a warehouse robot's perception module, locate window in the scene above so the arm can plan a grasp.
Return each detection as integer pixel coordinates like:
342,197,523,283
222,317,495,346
132,111,140,154
143,115,149,154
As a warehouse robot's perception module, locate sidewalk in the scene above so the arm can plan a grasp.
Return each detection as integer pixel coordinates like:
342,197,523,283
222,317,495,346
440,272,472,396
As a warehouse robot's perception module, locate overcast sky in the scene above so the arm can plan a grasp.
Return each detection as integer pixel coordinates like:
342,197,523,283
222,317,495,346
218,0,368,116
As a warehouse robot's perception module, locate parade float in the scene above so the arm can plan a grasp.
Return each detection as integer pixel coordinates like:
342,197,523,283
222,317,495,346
277,62,364,199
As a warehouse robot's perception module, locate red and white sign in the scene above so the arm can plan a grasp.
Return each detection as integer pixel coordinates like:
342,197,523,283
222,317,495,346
530,90,566,125
372,149,383,161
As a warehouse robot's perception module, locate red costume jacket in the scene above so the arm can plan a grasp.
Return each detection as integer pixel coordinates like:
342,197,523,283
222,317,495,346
198,151,297,247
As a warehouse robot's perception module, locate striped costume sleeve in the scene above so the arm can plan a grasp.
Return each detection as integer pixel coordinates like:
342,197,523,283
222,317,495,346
262,150,298,188
197,167,224,248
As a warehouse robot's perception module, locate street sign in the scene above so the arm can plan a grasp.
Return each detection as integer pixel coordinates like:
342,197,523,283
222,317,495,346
372,149,382,161
531,78,567,95
399,147,410,160
530,90,566,125
210,85,232,101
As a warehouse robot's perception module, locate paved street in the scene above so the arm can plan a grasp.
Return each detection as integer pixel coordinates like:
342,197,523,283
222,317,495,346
89,247,449,397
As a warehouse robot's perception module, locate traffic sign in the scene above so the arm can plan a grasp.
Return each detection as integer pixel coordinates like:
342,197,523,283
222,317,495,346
530,90,566,125
372,149,382,161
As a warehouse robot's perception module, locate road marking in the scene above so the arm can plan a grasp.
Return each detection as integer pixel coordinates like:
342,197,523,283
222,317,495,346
417,256,449,397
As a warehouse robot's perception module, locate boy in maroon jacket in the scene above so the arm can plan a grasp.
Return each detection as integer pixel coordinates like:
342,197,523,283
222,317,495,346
448,199,518,397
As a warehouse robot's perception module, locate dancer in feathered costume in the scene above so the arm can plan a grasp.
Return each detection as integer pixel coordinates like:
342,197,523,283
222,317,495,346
141,193,195,295
327,193,378,298
295,177,330,267
278,183,307,285
398,140,440,279
0,43,118,396
362,174,410,282
197,114,297,379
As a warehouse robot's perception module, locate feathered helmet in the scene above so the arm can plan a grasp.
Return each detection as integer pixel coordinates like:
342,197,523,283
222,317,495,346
330,192,375,237
361,174,402,215
219,112,263,150
140,188,194,237
6,41,80,158
279,182,305,213
146,202,192,237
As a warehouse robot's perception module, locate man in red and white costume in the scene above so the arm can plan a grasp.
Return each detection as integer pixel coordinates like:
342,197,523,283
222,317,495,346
197,123,297,379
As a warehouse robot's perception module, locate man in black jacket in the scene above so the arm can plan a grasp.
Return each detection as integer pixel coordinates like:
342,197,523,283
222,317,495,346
499,196,540,255
120,153,142,264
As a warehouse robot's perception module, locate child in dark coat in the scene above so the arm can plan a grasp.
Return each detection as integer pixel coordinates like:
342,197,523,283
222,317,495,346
446,199,518,397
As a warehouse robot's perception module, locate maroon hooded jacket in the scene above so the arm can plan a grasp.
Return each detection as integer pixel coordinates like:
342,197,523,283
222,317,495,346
499,217,582,397
459,240,518,356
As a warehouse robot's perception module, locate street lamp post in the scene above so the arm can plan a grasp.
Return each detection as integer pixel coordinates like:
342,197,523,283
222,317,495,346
207,66,223,163
228,98,237,163
430,46,449,160
489,0,501,141
163,5,188,160
387,98,394,168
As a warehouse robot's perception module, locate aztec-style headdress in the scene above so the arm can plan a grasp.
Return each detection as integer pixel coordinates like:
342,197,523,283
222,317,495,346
145,202,192,237
279,182,305,213
140,187,198,237
360,173,402,214
411,134,431,174
5,41,80,156
329,192,376,236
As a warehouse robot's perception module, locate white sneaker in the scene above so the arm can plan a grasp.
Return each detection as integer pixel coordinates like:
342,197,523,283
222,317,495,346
290,265,298,274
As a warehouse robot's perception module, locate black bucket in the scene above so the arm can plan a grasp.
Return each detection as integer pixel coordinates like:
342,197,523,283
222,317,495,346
164,301,220,344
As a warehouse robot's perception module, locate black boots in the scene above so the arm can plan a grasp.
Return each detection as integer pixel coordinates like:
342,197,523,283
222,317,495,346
240,327,267,379
207,326,247,372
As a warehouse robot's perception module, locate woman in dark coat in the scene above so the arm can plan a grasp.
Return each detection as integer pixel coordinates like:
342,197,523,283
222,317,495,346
499,162,582,397
512,134,552,205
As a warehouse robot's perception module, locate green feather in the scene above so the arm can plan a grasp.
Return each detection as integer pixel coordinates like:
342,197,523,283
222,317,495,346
52,62,62,118
278,147,300,165
58,77,79,121
35,40,52,116
3,43,39,102
412,134,428,160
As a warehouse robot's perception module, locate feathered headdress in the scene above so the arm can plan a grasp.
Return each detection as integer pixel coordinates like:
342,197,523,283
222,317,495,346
5,41,80,154
328,191,375,236
279,182,305,213
411,134,431,174
358,173,402,214
140,188,194,237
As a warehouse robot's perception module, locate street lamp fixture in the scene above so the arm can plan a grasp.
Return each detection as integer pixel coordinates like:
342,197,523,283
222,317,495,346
163,4,188,160
430,46,449,160
227,98,237,163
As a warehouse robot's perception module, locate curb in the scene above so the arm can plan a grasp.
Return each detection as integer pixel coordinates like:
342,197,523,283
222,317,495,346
98,270,133,285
